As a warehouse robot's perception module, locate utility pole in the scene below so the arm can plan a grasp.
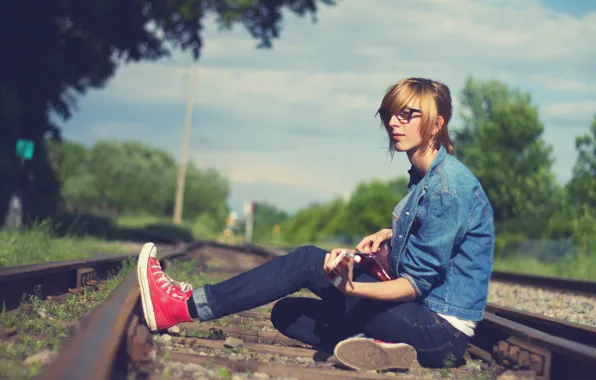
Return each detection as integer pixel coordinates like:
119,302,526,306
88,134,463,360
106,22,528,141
173,67,198,225
244,201,255,244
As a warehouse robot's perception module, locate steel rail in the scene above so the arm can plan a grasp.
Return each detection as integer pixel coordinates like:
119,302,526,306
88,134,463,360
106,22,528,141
0,243,195,311
486,303,596,348
37,267,143,380
491,270,596,294
472,312,596,379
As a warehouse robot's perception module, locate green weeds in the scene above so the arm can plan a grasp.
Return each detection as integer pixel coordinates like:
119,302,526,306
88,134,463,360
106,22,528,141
0,260,134,379
0,221,128,267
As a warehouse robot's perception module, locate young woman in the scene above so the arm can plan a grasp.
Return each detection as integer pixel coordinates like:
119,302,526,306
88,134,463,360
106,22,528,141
137,77,495,371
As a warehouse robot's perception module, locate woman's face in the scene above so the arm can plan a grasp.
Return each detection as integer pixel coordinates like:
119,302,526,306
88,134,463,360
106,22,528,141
383,100,424,153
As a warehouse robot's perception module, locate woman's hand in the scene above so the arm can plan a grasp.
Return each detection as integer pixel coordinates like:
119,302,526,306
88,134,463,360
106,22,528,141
356,228,393,253
324,248,357,295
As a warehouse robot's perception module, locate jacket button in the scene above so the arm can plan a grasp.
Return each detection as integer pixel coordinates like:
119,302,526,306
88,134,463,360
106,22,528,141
398,235,403,239
405,212,409,216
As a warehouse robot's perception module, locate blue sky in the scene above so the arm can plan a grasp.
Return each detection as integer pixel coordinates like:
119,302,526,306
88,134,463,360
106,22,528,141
60,0,596,215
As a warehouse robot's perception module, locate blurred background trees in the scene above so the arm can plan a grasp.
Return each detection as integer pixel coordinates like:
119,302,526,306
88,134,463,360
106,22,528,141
453,77,559,238
0,0,335,226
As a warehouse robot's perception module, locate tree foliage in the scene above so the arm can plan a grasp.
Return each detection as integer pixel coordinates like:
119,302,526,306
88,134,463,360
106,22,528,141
252,202,289,241
567,116,596,209
0,0,335,222
453,77,559,237
277,177,408,244
46,139,230,227
342,178,407,237
281,199,347,244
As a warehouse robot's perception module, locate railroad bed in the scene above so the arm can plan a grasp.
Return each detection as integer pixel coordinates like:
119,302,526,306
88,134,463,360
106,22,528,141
1,242,596,380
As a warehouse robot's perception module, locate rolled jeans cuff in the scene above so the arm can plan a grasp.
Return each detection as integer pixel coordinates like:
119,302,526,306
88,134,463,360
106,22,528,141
192,285,215,321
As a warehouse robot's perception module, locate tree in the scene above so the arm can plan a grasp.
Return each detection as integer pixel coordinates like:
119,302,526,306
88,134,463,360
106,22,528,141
557,116,596,249
453,77,559,238
278,176,408,244
0,0,336,223
47,140,99,213
46,139,230,228
567,116,596,209
171,164,230,225
342,179,406,237
251,202,289,241
279,199,347,244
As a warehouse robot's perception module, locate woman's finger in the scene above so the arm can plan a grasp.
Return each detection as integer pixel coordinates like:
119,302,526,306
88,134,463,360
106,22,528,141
324,253,331,270
324,252,334,273
371,235,385,252
356,237,373,252
324,250,340,272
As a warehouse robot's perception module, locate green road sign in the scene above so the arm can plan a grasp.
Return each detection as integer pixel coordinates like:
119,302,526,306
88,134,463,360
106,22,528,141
15,139,35,160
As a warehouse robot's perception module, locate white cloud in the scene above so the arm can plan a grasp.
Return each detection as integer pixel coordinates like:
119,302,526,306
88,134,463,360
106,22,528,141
89,122,149,139
542,100,596,120
309,0,596,64
529,75,596,94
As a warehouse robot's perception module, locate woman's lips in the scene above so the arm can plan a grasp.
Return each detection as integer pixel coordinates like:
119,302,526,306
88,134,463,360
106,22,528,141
392,134,405,140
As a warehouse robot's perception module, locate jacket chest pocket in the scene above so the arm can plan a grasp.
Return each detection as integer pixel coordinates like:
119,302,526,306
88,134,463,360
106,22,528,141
391,191,422,264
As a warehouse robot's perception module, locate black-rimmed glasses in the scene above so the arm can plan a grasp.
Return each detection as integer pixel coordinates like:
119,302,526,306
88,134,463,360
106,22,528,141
378,107,422,124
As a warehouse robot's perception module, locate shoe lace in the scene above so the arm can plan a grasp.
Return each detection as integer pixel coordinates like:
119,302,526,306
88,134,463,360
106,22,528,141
151,264,193,295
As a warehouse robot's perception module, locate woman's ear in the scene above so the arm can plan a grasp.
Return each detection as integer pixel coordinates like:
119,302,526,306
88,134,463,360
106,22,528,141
434,116,444,135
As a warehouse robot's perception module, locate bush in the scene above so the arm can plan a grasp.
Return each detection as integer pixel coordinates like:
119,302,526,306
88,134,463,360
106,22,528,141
494,233,528,259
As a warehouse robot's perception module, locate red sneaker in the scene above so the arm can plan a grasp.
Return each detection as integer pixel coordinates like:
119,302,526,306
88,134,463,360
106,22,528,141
334,337,417,371
137,243,194,331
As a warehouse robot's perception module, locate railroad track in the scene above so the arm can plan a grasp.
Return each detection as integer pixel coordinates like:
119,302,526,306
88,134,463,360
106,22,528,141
1,242,595,379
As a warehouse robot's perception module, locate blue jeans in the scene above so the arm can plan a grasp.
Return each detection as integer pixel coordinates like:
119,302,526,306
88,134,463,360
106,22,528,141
191,245,469,368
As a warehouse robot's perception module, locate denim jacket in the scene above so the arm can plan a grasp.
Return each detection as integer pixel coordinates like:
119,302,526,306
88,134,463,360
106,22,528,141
389,146,495,321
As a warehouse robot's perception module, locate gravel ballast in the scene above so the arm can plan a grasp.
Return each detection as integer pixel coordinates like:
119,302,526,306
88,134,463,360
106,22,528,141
488,280,596,327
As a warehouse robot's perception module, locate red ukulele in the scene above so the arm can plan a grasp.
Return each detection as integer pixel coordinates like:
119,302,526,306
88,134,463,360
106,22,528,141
326,242,393,286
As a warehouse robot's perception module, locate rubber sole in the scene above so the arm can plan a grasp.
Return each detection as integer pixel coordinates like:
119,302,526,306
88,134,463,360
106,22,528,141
334,338,417,371
137,242,158,331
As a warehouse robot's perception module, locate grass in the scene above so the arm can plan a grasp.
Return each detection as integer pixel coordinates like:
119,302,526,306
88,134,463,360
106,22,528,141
0,259,135,379
163,259,213,289
0,222,129,267
116,214,218,242
494,250,596,281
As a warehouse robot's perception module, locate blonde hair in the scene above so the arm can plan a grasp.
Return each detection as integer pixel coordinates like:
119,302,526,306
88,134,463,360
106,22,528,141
377,77,454,155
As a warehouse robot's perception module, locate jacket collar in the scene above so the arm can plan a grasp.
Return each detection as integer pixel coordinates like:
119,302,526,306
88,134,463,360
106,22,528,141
407,146,447,187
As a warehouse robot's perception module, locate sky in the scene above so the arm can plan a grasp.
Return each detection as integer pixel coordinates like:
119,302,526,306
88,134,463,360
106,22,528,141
59,0,596,215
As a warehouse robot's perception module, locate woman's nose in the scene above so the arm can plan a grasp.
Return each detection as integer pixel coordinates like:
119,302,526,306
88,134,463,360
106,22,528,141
388,114,402,128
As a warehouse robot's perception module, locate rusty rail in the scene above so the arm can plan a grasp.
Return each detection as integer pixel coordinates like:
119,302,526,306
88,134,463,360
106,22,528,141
38,269,146,380
491,270,596,294
0,243,196,311
34,244,198,380
471,312,596,379
486,303,596,348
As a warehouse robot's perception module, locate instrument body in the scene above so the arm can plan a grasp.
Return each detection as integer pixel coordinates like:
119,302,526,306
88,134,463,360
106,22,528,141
327,242,393,286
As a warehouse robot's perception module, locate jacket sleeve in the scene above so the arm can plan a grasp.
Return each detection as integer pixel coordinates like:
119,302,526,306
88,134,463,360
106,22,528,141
399,191,465,299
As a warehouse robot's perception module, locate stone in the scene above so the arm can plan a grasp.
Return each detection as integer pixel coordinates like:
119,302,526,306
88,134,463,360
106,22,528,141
24,349,53,365
497,370,536,380
224,337,244,348
252,372,270,379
